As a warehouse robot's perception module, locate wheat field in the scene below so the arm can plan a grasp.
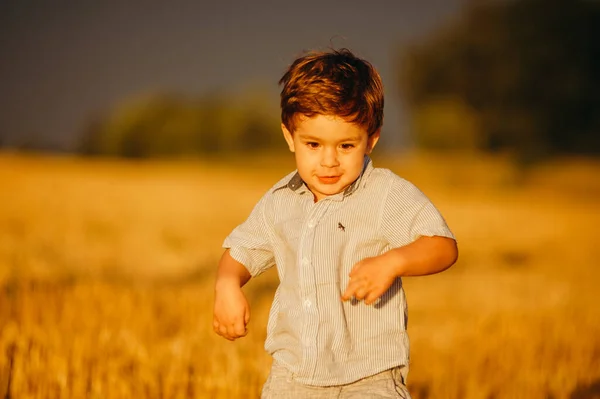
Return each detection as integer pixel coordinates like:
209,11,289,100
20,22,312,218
0,152,599,399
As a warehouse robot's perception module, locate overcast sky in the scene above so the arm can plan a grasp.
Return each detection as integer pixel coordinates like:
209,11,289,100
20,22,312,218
0,0,466,150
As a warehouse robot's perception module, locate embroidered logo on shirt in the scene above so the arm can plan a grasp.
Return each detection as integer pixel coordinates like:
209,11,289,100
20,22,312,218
338,222,345,232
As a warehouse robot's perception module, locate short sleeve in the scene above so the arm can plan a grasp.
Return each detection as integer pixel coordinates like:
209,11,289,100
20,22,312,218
380,175,455,247
223,193,276,277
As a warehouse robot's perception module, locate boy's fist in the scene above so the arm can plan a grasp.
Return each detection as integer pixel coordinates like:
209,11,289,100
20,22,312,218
213,285,250,340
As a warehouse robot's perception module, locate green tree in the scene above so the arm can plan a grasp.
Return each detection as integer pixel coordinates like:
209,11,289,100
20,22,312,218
399,0,600,163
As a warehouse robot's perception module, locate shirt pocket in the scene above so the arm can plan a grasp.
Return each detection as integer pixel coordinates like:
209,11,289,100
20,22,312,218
274,217,302,244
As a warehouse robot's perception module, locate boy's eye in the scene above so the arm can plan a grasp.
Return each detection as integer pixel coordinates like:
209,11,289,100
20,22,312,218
341,143,355,150
306,142,319,148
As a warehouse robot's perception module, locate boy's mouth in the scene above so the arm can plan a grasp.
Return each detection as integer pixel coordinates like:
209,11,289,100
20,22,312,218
317,176,341,184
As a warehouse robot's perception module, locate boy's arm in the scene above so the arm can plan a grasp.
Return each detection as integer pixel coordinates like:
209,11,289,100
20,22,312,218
342,235,458,305
382,235,458,276
213,249,253,340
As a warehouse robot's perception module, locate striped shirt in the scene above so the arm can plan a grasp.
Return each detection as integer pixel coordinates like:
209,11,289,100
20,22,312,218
223,156,454,386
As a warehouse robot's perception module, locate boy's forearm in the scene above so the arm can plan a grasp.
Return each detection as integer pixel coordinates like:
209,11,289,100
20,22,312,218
385,236,458,277
215,249,252,290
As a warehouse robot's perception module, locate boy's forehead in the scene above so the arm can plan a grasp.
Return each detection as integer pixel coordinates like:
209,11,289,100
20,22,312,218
295,113,351,124
294,114,368,136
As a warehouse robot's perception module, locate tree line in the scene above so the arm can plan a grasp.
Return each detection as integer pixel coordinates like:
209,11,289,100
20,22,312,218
33,0,599,160
398,0,600,163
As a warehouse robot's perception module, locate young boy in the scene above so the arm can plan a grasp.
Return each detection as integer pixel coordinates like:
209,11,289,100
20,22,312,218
213,48,458,398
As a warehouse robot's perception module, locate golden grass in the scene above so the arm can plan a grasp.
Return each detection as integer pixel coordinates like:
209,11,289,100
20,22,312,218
0,151,599,398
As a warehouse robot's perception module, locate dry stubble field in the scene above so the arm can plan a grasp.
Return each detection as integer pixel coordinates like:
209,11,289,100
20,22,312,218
0,152,599,399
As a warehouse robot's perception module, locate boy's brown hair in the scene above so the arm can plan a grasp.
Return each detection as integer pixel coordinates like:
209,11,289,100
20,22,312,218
279,48,384,136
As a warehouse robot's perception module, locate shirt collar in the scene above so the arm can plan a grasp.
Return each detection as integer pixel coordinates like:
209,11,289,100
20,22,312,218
275,156,373,199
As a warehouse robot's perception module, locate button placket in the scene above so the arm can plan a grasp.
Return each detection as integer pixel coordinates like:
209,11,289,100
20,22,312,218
296,200,330,378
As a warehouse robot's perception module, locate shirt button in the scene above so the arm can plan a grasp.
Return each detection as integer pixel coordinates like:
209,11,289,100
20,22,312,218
302,258,309,266
307,220,316,228
304,299,311,308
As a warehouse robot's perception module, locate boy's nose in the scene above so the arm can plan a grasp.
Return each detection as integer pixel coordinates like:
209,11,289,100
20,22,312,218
320,148,340,167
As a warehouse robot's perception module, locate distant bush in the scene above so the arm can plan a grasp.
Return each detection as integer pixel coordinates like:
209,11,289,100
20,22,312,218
78,91,284,158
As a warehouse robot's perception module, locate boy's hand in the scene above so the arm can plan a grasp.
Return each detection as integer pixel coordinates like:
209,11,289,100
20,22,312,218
341,253,399,305
213,283,250,341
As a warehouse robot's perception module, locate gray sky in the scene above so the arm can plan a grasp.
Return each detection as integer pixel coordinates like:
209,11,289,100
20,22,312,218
0,0,466,151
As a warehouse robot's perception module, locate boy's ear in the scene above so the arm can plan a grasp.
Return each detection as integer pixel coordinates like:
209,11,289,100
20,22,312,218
281,123,295,153
366,129,380,154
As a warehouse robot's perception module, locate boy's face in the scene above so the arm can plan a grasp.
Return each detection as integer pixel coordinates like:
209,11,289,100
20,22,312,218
282,114,380,202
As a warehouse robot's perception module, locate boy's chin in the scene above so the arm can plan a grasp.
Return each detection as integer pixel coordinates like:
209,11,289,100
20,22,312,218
310,184,348,198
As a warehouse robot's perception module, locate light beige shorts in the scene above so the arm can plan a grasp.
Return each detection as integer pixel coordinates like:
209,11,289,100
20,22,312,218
261,362,411,399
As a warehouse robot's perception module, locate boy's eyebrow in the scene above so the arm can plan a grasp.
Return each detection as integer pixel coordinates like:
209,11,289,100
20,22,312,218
297,134,321,141
340,136,362,142
298,134,363,142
